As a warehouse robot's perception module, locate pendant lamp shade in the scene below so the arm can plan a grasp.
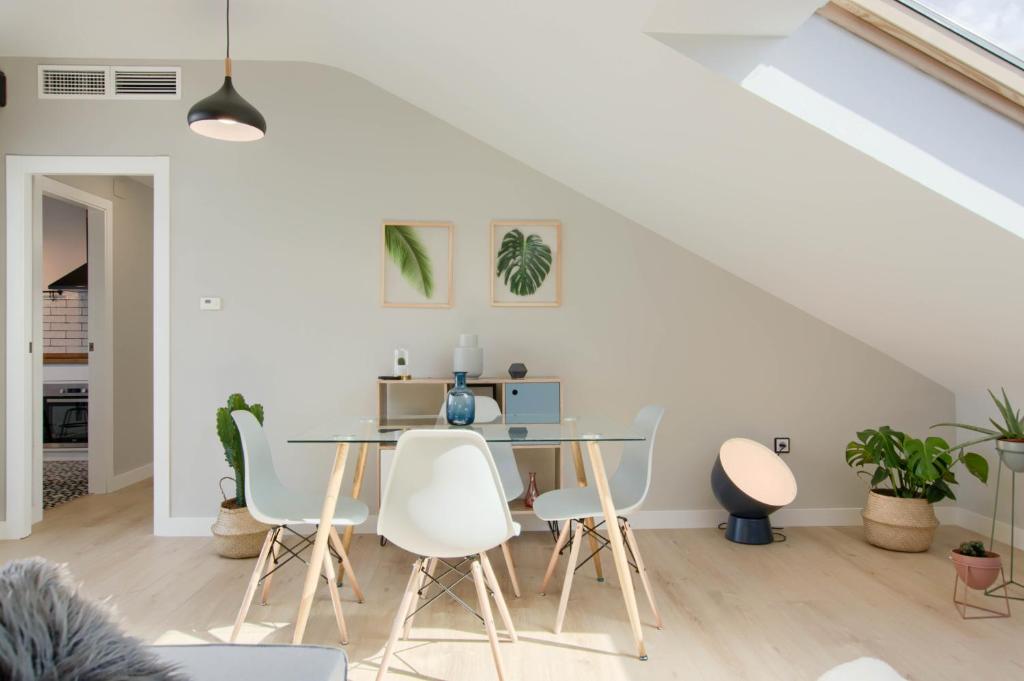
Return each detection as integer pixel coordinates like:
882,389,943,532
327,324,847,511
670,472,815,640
188,74,266,141
187,0,266,142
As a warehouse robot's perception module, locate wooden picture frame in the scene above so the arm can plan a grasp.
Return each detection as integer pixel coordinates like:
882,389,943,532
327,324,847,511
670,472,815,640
380,221,454,308
491,220,562,307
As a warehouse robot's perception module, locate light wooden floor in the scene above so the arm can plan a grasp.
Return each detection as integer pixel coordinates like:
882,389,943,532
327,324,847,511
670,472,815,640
3,481,1024,680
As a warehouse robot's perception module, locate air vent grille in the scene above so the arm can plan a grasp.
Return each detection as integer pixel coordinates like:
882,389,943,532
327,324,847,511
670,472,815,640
113,67,180,98
40,67,107,97
38,65,181,100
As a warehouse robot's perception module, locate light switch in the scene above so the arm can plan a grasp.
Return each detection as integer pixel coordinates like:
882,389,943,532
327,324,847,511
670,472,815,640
200,296,222,311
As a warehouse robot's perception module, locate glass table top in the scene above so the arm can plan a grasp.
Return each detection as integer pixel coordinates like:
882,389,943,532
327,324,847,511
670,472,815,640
289,416,645,444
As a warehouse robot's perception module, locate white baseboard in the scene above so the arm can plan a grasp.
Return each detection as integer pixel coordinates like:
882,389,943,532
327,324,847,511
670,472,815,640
154,515,217,537
942,506,1024,549
44,449,88,461
109,463,153,492
147,504,1023,542
150,507,867,537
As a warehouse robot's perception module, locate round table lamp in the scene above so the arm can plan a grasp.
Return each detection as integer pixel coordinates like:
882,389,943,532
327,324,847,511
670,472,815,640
712,438,798,544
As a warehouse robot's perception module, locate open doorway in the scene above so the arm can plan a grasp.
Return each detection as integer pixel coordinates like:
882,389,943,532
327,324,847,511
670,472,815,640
4,156,170,541
34,175,154,519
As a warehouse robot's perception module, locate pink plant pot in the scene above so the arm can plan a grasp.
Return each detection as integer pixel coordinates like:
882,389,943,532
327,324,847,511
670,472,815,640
950,550,1002,590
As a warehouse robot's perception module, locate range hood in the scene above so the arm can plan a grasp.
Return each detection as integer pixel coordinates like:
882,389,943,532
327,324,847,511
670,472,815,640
48,263,87,290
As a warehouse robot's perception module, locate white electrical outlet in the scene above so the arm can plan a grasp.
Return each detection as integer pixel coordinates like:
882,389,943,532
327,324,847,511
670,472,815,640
200,296,222,311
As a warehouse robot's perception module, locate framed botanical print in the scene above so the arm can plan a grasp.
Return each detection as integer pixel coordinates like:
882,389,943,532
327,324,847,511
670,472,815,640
380,221,454,308
491,220,562,307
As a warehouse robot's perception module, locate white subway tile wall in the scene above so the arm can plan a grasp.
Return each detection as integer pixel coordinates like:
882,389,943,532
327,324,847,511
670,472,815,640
43,290,88,353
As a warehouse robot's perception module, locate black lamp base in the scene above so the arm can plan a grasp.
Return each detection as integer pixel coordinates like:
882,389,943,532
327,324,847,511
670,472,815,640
724,514,774,545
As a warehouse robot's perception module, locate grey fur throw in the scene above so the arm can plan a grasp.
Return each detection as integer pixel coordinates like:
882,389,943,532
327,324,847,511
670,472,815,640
0,557,186,681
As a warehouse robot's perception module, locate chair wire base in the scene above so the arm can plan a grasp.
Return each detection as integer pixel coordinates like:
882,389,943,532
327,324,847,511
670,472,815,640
258,525,347,589
406,556,501,625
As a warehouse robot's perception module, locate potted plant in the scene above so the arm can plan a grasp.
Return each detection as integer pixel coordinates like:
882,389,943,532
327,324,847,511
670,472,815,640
935,388,1024,473
951,540,1003,590
210,393,271,558
846,426,988,552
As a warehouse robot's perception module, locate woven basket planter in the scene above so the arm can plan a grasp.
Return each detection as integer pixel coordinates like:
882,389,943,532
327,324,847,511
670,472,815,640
211,499,272,559
861,490,938,553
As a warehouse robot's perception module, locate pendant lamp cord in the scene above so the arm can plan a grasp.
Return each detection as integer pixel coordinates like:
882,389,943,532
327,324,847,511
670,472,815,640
226,0,231,59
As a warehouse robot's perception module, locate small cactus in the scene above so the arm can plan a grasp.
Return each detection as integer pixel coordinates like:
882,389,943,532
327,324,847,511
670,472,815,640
216,393,264,508
957,540,988,558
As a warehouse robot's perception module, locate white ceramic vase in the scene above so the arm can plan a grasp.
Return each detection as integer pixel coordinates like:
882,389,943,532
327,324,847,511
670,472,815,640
453,334,483,378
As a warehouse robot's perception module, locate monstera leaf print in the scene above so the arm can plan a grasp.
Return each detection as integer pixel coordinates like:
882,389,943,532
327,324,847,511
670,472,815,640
385,224,434,298
495,229,552,296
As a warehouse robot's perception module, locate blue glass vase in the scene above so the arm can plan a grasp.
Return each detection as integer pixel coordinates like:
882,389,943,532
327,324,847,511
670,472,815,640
446,372,476,426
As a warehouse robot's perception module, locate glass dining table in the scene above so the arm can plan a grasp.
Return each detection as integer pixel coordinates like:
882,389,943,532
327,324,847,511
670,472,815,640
288,415,651,660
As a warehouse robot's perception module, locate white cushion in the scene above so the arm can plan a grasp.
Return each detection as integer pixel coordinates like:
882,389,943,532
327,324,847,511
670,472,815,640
818,658,906,681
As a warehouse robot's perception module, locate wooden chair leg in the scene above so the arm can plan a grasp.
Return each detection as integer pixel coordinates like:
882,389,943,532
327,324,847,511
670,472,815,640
321,549,349,644
540,520,571,595
230,529,275,642
500,542,521,598
623,520,663,629
376,559,423,681
402,560,429,639
555,521,584,635
472,560,508,681
330,526,365,603
259,527,282,606
480,551,518,642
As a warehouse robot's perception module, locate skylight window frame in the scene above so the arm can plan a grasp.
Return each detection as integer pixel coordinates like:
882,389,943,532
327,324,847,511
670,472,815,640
894,0,1024,72
823,0,1024,124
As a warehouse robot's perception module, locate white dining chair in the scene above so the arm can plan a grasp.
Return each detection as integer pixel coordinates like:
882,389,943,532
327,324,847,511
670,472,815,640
376,429,519,681
533,405,665,634
437,395,524,596
229,410,369,644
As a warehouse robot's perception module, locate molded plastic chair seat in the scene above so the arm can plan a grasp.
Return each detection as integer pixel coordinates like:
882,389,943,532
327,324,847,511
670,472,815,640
229,410,366,645
532,486,642,522
264,496,369,527
535,406,666,636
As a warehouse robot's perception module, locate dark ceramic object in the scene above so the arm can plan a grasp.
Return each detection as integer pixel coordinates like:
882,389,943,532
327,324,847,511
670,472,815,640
508,362,528,379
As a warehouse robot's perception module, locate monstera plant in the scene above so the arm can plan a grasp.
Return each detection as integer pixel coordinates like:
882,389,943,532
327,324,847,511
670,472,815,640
846,426,988,552
496,228,552,296
384,224,434,298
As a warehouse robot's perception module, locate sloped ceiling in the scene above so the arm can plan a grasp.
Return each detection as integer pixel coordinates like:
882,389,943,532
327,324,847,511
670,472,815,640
3,0,1021,393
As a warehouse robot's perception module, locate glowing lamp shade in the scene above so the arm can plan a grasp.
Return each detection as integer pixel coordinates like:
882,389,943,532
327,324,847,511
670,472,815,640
711,437,798,544
187,76,266,142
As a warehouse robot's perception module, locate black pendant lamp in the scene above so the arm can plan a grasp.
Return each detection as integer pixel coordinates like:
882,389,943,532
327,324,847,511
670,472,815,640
187,0,266,141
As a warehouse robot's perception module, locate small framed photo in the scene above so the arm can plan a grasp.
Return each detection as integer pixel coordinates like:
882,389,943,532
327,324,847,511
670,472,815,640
380,221,453,308
491,220,561,307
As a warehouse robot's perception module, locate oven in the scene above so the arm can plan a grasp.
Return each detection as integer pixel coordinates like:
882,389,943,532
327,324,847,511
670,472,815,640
42,383,88,447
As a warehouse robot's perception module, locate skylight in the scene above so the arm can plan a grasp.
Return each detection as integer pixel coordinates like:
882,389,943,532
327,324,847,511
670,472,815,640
897,0,1024,70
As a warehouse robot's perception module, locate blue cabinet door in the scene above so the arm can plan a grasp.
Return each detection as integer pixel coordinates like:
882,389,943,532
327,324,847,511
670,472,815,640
504,382,560,423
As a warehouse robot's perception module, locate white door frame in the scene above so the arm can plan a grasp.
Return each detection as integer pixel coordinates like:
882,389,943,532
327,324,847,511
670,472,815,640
33,177,114,516
4,156,170,540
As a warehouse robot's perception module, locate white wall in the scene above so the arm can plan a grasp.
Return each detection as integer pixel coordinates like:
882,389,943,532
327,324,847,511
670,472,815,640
42,195,86,286
0,58,953,527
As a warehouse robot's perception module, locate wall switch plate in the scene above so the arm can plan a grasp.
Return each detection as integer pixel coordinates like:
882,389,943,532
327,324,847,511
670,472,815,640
774,437,790,454
200,296,222,311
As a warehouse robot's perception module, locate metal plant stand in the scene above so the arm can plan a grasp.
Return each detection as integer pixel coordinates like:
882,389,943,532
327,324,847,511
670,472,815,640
987,460,1024,601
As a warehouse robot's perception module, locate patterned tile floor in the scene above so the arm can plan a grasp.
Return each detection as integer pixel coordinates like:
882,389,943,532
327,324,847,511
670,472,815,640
43,460,89,508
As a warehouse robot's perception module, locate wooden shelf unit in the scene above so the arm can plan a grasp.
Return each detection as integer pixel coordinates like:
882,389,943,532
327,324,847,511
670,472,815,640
375,376,563,515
